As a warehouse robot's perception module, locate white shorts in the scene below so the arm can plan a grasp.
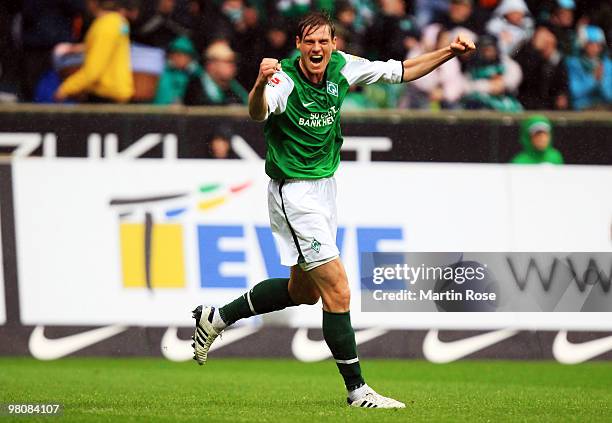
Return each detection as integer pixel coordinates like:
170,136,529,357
268,177,340,271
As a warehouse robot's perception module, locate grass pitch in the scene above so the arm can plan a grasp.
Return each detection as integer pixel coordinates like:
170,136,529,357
1,358,611,422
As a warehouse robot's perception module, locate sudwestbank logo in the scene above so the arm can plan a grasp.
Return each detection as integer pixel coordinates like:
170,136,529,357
109,181,253,291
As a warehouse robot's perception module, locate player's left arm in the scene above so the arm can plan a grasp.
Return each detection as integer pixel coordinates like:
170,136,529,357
401,34,476,82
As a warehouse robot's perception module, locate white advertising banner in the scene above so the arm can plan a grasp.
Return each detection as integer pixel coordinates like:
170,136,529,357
12,159,612,329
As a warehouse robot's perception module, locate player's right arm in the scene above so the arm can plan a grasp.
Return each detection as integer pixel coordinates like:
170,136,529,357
248,58,281,121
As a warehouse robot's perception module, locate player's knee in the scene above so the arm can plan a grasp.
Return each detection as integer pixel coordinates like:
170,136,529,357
291,293,320,305
295,293,320,305
288,279,320,306
326,281,350,309
338,290,351,309
298,284,321,305
335,276,350,296
302,291,321,305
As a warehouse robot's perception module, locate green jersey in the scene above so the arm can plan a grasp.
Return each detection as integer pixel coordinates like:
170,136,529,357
263,51,404,180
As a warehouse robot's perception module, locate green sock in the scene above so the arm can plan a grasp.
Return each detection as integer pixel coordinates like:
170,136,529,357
219,278,295,326
322,310,365,391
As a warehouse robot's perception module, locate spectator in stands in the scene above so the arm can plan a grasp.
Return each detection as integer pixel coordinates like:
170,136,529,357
486,0,534,57
269,0,317,22
334,2,365,56
462,34,523,112
153,36,201,104
566,25,612,110
262,17,294,59
0,2,20,102
334,25,350,53
415,0,449,29
546,0,577,56
343,85,378,110
218,0,256,37
511,114,563,164
184,40,248,106
186,1,263,91
345,0,377,34
366,0,420,60
120,0,141,22
421,0,479,65
400,30,465,109
222,1,265,91
362,0,419,108
55,0,134,103
475,0,502,21
433,0,484,35
207,125,237,159
19,0,86,102
514,26,569,110
132,0,192,48
190,1,233,55
568,2,612,49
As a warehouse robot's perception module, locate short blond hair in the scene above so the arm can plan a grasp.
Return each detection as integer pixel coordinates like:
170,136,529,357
205,41,236,62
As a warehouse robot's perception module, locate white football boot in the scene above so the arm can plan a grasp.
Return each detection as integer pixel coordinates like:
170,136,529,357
347,386,406,409
191,305,221,365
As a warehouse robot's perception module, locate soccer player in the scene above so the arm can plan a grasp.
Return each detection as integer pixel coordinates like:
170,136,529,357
192,11,475,409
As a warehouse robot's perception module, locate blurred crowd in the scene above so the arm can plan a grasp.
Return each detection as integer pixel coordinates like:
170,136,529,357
0,0,610,111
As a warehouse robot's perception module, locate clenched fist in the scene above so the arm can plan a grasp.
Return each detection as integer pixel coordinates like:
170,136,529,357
255,58,282,89
450,35,476,56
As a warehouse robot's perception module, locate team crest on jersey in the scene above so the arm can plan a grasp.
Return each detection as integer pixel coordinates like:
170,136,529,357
326,81,338,97
311,238,321,253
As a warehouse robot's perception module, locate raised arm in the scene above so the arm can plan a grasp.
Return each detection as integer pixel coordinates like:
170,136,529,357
248,58,281,121
402,35,475,82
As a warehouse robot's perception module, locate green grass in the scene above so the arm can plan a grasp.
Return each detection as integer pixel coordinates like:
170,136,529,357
1,358,611,422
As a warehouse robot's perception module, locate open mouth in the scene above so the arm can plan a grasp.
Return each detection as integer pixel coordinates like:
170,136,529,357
310,55,323,64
